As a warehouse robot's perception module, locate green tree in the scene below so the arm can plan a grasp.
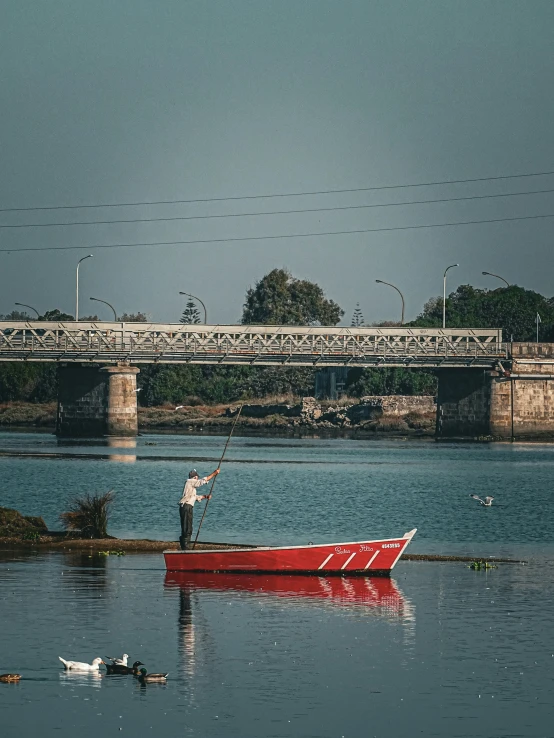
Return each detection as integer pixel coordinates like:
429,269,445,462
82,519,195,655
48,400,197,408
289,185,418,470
180,299,201,324
346,367,437,397
351,303,365,327
0,310,31,320
0,363,58,402
119,312,149,322
242,268,343,325
410,284,554,341
40,308,75,321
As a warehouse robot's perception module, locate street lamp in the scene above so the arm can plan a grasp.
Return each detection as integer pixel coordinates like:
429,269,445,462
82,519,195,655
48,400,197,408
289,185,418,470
443,263,459,329
482,271,510,288
90,296,117,321
76,254,93,321
179,291,207,324
14,302,39,319
375,280,405,325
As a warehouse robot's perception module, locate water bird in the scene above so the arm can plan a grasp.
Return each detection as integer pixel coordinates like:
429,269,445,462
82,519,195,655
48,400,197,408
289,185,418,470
0,673,21,683
106,660,144,675
470,495,494,506
105,654,129,666
137,668,168,683
59,657,104,671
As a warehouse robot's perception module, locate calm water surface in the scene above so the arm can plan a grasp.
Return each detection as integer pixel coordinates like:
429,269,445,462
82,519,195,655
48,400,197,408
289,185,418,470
1,431,554,737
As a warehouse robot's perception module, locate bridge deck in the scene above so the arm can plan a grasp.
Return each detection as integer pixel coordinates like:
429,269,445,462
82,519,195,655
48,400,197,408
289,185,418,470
0,322,505,368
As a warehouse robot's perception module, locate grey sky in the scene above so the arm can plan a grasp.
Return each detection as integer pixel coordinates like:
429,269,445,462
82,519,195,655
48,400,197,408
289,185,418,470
1,0,553,324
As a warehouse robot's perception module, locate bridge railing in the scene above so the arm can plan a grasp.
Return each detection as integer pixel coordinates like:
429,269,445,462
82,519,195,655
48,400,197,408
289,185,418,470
0,322,505,367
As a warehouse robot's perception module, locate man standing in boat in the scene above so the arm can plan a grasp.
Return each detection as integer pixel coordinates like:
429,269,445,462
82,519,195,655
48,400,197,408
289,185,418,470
179,468,220,550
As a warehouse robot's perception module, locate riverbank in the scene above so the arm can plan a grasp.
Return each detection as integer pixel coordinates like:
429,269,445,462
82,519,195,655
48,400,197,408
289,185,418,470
0,396,436,437
0,535,524,563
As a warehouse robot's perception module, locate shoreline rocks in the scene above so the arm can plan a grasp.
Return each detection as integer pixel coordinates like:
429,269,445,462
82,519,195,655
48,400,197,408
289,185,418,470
0,396,437,437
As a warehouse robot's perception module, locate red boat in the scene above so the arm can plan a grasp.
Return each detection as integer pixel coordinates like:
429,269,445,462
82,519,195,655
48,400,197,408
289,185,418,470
164,528,417,576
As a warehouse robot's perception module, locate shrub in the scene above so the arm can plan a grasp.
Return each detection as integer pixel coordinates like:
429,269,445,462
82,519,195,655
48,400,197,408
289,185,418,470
60,491,114,539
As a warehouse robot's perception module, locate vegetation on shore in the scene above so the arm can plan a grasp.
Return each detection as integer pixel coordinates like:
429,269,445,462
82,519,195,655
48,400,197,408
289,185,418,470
59,490,114,539
0,506,47,538
0,397,436,436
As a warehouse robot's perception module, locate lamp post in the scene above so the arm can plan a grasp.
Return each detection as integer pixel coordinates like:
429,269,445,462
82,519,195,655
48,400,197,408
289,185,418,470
76,254,93,321
179,291,207,324
90,296,117,321
482,271,509,288
443,263,459,329
14,302,39,319
375,280,405,325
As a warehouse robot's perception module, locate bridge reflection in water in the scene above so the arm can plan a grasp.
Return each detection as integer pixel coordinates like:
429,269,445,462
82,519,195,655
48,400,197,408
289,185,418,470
107,436,137,463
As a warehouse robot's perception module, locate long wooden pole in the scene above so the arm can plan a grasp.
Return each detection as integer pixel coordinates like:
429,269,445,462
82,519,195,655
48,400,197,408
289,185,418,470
192,404,243,548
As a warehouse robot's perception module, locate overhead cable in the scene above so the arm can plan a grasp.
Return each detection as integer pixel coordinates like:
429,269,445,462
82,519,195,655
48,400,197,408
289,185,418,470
0,212,552,254
1,169,554,213
1,187,554,229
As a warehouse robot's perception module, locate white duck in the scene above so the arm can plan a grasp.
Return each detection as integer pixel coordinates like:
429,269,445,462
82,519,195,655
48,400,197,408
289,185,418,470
105,654,129,666
59,657,104,671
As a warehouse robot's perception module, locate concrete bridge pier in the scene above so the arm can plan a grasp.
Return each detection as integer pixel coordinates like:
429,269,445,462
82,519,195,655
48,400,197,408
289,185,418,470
436,344,554,440
56,363,139,437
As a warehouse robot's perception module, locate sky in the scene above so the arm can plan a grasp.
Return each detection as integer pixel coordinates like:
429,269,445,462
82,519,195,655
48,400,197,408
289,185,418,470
1,0,553,325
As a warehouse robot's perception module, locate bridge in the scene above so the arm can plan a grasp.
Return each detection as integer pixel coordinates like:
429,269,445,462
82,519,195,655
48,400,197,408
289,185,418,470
8,322,552,441
0,321,551,441
0,322,505,368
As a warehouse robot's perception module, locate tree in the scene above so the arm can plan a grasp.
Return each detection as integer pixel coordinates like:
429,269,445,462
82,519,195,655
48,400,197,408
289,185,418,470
346,367,437,397
119,312,149,322
40,308,75,321
351,303,365,327
410,284,554,341
180,299,201,324
0,310,31,320
242,268,344,326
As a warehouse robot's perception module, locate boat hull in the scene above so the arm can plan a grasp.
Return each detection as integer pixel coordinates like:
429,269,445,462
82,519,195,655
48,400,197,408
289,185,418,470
164,529,416,576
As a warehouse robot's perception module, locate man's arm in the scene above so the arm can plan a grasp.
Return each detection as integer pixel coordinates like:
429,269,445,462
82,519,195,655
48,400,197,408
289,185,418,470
197,469,220,500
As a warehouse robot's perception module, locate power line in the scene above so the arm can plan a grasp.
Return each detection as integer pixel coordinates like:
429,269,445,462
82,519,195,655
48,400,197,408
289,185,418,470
0,212,552,254
2,187,554,229
1,169,554,213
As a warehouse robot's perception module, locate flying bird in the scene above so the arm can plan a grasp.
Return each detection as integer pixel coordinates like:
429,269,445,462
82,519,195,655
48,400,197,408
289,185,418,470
470,494,494,506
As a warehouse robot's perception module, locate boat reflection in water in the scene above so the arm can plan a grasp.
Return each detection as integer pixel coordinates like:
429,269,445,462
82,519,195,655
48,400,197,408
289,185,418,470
165,571,413,620
166,573,415,684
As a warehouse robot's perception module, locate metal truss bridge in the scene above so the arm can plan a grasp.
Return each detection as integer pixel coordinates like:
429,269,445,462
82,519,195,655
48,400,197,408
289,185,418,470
0,322,505,368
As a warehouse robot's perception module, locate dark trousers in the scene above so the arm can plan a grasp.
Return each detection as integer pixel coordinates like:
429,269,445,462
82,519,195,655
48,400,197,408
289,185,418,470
179,503,194,550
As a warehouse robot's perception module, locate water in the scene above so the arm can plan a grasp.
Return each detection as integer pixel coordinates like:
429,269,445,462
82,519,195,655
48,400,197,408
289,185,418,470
1,431,554,737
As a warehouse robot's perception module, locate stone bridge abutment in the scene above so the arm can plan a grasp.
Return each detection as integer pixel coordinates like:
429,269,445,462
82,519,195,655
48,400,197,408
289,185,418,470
436,343,554,440
56,363,139,437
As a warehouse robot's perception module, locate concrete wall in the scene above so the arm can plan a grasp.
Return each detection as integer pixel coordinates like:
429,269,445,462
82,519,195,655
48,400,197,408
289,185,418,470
56,364,139,437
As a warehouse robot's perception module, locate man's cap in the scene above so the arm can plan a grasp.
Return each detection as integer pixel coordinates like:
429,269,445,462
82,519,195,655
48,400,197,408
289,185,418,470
189,469,199,478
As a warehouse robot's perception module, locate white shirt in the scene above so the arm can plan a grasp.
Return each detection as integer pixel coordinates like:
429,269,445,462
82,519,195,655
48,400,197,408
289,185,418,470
179,476,208,506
